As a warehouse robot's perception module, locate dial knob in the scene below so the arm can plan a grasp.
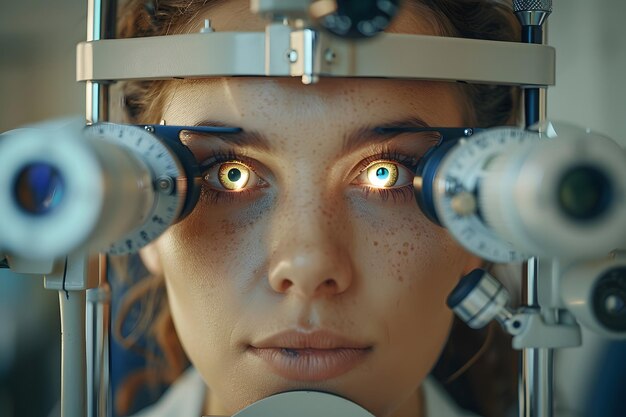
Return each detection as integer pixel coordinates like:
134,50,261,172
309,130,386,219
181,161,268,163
318,0,400,38
84,123,200,255
430,127,537,263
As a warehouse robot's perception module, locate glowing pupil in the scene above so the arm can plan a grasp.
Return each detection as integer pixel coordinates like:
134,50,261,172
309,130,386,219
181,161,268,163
219,162,250,190
228,168,242,182
367,162,398,188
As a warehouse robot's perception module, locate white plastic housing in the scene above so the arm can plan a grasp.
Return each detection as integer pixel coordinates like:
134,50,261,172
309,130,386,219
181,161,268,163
0,123,154,259
480,132,626,260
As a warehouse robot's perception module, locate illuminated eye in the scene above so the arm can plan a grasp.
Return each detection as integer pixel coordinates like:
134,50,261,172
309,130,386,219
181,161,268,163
366,162,399,188
218,162,251,190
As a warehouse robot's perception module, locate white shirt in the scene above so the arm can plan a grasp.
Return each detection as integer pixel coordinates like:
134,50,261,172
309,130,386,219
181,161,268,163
132,368,480,417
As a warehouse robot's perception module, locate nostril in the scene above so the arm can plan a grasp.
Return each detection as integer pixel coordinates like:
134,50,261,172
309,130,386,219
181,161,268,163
279,279,293,293
323,279,337,289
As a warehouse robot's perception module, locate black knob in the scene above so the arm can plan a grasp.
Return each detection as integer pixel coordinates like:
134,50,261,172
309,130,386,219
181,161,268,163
318,0,401,38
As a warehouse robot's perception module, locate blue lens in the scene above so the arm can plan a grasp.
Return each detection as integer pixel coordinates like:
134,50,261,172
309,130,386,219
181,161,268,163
13,162,65,215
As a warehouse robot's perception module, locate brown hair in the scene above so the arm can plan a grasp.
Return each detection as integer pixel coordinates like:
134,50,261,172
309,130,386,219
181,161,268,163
112,1,520,416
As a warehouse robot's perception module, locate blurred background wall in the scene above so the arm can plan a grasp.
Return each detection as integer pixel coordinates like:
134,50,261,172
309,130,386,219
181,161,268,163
0,0,624,416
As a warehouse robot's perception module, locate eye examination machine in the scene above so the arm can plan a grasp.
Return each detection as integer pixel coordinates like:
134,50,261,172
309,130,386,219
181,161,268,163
0,1,625,417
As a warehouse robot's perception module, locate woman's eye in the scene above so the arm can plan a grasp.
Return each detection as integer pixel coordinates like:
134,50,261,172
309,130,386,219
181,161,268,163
203,161,262,191
355,160,413,189
367,162,399,187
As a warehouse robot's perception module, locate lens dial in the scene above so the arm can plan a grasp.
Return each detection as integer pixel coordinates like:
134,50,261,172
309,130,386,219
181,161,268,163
432,127,537,263
84,123,188,255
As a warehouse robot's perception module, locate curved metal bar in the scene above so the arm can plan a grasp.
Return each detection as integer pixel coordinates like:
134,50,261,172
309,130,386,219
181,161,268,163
77,32,555,86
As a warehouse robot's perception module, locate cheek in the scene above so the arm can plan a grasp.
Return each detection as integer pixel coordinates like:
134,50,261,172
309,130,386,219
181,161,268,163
351,202,465,342
155,199,273,378
351,198,465,289
155,197,272,333
160,196,272,283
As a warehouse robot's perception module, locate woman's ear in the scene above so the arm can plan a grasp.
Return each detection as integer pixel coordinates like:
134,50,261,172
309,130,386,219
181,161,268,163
139,242,164,276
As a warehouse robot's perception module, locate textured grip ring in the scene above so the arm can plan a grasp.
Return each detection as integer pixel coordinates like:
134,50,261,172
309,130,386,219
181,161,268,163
513,0,552,12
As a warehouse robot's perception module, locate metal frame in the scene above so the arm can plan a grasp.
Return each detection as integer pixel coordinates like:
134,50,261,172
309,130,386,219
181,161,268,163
77,31,555,86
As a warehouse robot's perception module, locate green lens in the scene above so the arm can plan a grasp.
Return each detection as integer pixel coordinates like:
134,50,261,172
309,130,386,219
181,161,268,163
558,165,612,221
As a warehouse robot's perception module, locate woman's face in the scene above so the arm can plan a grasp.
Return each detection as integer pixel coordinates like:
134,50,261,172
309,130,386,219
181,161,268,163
140,3,480,417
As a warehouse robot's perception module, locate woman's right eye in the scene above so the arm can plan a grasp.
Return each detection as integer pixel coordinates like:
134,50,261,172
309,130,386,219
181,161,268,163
202,161,266,192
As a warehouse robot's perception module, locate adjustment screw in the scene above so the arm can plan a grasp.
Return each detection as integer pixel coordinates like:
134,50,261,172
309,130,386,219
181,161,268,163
324,48,336,64
200,19,214,33
157,176,175,194
287,49,298,63
451,191,477,216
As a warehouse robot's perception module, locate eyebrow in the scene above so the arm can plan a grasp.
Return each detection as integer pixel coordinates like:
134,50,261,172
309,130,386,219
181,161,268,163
193,120,271,152
191,117,437,154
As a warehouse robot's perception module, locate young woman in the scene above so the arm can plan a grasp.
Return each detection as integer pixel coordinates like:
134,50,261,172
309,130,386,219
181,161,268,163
113,1,520,416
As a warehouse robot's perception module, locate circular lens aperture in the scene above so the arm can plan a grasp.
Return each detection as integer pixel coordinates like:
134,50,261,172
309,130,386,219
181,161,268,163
593,267,626,332
557,165,612,221
13,162,65,215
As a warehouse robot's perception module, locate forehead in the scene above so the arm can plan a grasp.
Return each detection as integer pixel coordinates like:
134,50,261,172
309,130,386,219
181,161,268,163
166,77,464,129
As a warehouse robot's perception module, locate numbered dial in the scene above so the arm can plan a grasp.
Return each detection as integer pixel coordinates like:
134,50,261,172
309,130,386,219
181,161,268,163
84,123,187,255
433,128,537,263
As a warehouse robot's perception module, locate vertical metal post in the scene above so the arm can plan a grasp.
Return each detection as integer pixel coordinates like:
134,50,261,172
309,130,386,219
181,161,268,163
513,1,553,416
59,290,88,417
87,257,111,417
520,258,537,417
531,82,553,414
86,0,112,125
85,1,116,416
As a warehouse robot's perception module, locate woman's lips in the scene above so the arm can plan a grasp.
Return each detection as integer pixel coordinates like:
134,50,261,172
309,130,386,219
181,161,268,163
248,330,372,381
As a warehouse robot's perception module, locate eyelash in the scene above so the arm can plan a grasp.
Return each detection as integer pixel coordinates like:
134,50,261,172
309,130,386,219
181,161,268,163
198,148,422,204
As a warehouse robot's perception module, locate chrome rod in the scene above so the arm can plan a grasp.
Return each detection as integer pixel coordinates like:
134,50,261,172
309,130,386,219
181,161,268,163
514,1,553,416
60,290,87,417
86,1,115,417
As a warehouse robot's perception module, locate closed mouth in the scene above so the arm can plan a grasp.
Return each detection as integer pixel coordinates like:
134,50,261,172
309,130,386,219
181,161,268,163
248,329,373,381
248,346,371,381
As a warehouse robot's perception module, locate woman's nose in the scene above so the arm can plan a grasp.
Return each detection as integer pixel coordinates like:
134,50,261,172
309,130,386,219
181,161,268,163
268,247,353,298
267,199,353,299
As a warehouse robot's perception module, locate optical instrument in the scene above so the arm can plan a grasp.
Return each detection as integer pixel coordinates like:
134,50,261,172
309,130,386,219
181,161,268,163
0,121,240,260
2,0,625,417
414,123,626,263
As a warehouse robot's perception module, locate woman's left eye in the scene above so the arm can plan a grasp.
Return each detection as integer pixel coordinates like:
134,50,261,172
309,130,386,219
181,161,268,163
203,161,264,192
354,160,414,189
